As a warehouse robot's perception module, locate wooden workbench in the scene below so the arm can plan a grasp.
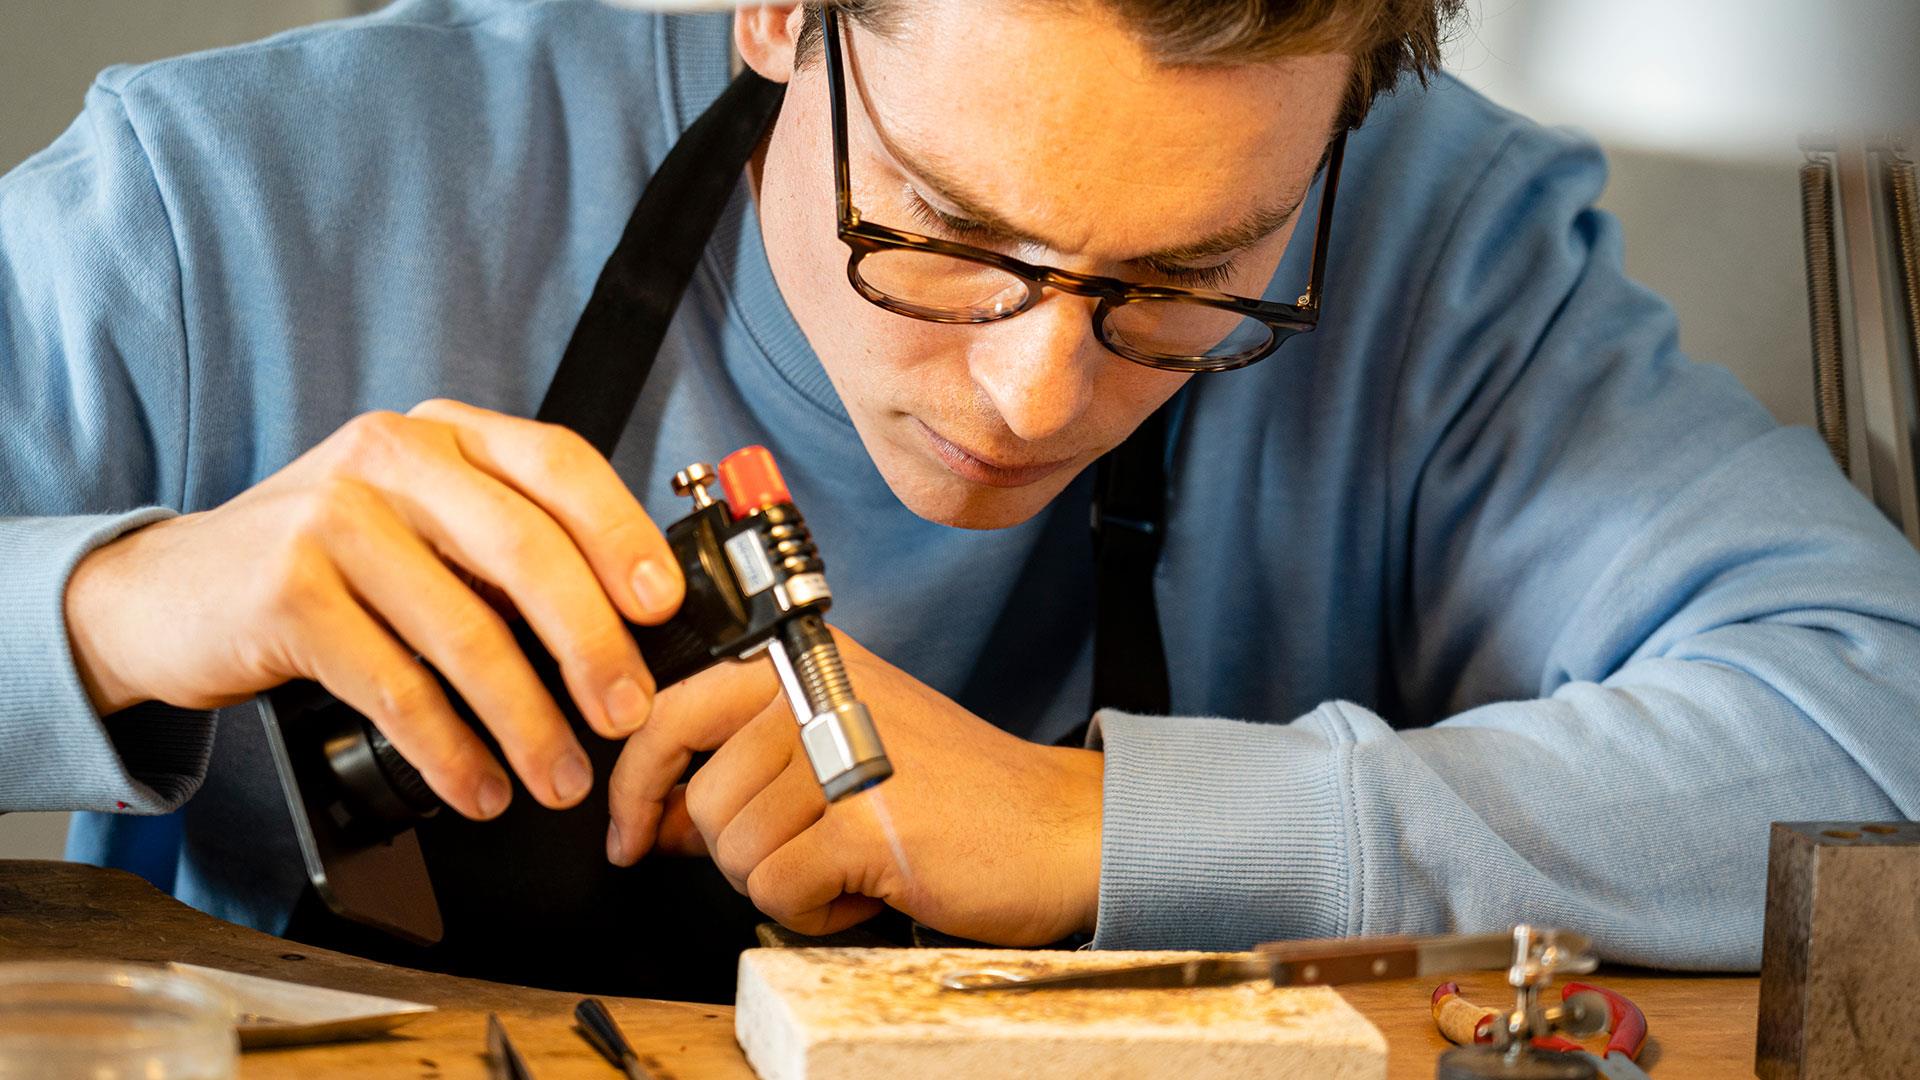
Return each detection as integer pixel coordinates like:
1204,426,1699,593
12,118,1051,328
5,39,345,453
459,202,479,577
0,860,1760,1078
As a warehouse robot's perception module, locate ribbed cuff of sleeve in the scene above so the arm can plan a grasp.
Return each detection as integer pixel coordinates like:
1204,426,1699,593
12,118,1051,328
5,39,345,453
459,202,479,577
0,511,215,813
1088,704,1360,950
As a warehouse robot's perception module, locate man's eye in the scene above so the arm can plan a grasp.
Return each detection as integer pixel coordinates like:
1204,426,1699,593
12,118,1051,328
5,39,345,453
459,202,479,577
1151,261,1238,290
903,191,992,239
902,188,1238,290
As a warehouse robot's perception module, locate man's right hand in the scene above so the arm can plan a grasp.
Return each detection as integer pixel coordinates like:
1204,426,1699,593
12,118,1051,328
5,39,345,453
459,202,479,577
62,399,685,820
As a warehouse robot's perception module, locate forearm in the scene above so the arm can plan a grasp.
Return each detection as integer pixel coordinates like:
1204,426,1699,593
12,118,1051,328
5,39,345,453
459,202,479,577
1090,630,1912,969
0,76,217,815
1090,707,1354,951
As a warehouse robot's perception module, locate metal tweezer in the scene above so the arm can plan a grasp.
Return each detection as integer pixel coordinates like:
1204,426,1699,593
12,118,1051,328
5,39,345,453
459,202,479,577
487,1012,537,1080
939,931,1518,992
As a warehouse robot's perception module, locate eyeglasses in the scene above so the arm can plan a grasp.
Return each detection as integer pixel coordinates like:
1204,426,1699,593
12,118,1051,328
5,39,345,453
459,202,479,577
821,7,1344,373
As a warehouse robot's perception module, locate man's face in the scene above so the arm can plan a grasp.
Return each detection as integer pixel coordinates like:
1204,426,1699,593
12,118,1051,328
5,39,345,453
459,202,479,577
747,2,1349,529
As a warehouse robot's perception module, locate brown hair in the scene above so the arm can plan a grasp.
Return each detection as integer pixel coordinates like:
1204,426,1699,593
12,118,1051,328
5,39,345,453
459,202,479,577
794,0,1464,133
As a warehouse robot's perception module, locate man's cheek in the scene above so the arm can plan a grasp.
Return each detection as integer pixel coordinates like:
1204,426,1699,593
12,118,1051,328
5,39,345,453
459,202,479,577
841,325,975,422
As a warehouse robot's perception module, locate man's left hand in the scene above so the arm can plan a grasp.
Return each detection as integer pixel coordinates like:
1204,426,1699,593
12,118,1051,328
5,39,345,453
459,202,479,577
605,628,1103,944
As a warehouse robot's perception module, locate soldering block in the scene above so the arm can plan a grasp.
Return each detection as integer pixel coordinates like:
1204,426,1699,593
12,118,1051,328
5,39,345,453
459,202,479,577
734,947,1387,1080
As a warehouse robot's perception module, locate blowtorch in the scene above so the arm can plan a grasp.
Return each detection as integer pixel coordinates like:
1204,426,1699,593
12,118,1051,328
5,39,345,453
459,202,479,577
258,445,891,945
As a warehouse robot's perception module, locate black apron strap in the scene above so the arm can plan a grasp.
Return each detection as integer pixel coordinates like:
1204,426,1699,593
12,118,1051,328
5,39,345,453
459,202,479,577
537,70,785,455
1082,401,1174,731
282,71,794,1003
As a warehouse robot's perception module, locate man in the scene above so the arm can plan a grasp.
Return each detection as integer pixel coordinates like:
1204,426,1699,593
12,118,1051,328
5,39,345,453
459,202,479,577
3,0,1917,999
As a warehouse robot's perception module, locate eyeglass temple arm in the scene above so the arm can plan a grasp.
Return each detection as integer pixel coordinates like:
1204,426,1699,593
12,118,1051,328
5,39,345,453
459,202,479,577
1303,130,1347,312
824,8,857,225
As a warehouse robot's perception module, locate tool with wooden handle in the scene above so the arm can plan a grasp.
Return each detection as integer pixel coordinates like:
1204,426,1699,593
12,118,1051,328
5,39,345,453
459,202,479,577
940,927,1576,993
1433,981,1501,1045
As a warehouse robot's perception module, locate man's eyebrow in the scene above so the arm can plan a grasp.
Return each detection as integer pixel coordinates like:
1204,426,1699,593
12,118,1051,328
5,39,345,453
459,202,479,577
888,140,1305,266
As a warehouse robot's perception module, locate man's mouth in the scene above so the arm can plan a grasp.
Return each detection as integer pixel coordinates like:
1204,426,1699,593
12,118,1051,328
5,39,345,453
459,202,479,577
912,419,1074,489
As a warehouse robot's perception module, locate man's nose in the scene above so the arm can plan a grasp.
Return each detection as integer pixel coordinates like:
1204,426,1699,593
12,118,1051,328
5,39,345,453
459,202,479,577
967,293,1102,443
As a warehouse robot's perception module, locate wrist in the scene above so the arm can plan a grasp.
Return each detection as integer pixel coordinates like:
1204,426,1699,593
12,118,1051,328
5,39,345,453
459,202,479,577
1053,744,1105,936
64,535,148,715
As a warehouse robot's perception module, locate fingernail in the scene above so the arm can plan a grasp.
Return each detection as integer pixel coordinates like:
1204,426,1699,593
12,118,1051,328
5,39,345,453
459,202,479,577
603,674,650,735
606,821,624,864
631,558,680,619
552,751,593,803
477,775,511,819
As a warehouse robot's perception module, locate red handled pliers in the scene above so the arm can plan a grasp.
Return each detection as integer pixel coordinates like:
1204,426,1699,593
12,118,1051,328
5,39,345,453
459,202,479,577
1432,980,1650,1079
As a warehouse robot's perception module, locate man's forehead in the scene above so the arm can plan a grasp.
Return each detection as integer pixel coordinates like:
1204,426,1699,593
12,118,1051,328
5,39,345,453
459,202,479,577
844,1,1349,262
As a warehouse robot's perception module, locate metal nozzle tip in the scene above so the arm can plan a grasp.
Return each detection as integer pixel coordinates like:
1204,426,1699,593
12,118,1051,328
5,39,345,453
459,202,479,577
799,702,890,799
821,757,893,802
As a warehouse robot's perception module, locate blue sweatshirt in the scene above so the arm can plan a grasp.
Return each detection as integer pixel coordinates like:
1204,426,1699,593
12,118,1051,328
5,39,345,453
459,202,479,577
3,0,1916,970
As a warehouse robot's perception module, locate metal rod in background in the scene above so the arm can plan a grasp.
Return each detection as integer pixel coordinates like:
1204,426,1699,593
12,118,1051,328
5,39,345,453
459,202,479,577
1885,151,1920,464
1801,155,1852,476
1834,139,1920,544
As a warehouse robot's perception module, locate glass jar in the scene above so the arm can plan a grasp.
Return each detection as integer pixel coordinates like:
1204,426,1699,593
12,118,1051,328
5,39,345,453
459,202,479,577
0,962,238,1080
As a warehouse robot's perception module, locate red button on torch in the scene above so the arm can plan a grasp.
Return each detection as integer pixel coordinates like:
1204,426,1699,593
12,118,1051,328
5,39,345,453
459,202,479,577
717,445,792,520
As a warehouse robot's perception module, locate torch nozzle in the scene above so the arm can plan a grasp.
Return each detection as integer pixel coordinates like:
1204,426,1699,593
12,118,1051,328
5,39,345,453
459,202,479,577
767,614,893,800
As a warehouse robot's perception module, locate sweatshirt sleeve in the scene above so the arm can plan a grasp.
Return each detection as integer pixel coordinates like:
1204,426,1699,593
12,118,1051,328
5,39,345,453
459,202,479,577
0,82,215,814
1089,122,1920,970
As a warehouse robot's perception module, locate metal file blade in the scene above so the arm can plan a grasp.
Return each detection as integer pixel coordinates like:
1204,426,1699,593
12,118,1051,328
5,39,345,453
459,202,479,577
939,931,1518,993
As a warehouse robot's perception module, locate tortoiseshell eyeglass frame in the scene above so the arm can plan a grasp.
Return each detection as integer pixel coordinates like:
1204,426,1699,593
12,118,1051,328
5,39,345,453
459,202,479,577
821,5,1346,372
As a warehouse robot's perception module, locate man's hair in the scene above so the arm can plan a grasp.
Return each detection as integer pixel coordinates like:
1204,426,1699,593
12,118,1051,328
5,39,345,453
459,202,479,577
793,0,1464,133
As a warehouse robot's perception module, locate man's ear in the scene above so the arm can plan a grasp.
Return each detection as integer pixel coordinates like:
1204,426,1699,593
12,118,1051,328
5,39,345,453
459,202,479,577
736,5,807,84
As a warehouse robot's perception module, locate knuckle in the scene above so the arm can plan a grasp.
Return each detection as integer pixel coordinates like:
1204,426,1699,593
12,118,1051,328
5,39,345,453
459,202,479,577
683,765,714,814
492,512,550,569
711,828,751,882
746,873,799,923
683,768,723,836
257,538,334,629
374,667,444,730
426,739,490,788
297,477,379,537
530,423,596,485
329,410,411,469
479,529,564,602
406,397,461,421
437,603,512,663
567,618,639,676
600,513,662,560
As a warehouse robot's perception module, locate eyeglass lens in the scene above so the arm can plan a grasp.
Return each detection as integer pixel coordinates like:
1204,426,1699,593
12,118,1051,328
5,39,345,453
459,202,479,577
855,248,1031,320
852,250,1276,365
